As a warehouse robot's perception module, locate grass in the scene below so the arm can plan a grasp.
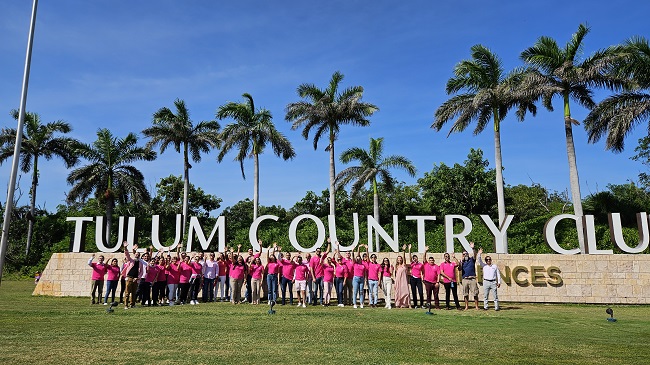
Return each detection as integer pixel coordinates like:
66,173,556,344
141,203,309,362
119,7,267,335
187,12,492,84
0,280,649,365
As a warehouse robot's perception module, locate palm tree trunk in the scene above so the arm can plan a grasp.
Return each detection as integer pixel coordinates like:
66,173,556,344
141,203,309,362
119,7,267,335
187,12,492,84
373,178,380,252
563,95,586,253
106,196,114,245
183,143,189,236
493,113,507,250
329,130,336,217
26,156,38,255
253,153,259,221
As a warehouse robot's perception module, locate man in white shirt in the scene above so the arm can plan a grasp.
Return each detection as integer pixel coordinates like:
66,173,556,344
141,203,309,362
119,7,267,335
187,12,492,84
477,248,500,311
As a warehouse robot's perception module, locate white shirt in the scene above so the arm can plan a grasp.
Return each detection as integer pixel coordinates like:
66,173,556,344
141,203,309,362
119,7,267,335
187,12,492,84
202,259,219,279
478,254,500,284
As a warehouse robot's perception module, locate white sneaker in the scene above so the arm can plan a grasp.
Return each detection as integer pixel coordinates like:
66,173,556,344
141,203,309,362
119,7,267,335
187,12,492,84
103,302,108,306
190,300,195,305
353,305,357,309
297,303,302,307
302,303,306,308
360,304,364,309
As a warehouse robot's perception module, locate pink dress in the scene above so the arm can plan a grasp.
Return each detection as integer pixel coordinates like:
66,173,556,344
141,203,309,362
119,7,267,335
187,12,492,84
394,265,411,308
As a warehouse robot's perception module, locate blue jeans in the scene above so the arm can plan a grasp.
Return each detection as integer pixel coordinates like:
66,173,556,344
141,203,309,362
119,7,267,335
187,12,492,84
202,278,214,302
368,279,379,305
104,280,118,304
267,274,278,302
281,276,294,305
352,276,365,306
335,277,345,305
313,277,324,305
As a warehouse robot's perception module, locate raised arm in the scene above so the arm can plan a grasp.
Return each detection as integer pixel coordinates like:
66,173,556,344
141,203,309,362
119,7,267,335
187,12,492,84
88,253,95,267
477,248,486,267
469,242,477,260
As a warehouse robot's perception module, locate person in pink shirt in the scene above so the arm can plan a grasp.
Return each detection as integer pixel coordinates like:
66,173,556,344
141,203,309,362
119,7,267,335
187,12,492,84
189,255,203,305
178,255,194,305
341,250,354,305
152,256,167,306
293,255,309,307
265,244,281,304
407,245,424,309
141,256,159,307
440,252,461,310
249,256,265,304
422,247,441,310
88,253,108,305
333,252,349,307
279,251,297,305
166,255,181,306
103,258,120,305
319,244,332,305
380,257,394,309
224,251,233,301
309,243,326,306
366,251,382,308
351,246,367,309
216,253,228,302
229,245,248,304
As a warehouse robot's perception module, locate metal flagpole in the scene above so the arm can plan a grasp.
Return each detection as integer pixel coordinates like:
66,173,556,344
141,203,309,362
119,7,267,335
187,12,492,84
0,0,39,286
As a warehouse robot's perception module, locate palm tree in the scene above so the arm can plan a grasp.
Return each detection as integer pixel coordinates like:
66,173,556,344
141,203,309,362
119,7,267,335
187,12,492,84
216,93,296,220
585,37,650,152
0,110,78,254
67,128,156,242
336,137,416,250
520,24,628,253
286,71,378,217
143,99,221,230
432,44,536,247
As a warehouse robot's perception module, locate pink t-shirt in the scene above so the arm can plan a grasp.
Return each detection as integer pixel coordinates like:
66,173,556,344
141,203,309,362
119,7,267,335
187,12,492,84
145,265,158,283
323,264,335,283
335,264,348,278
423,263,441,283
166,264,181,285
217,261,227,277
310,255,325,278
280,259,297,280
342,258,354,275
230,263,246,280
381,265,392,277
367,262,382,281
294,265,308,281
190,262,202,278
106,265,120,281
440,261,458,283
156,264,167,282
410,262,424,278
250,264,265,280
352,262,367,277
89,263,108,280
266,261,280,275
179,262,193,284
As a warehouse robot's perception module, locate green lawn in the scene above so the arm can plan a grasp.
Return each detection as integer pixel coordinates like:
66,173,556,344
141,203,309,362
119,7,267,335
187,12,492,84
0,280,648,365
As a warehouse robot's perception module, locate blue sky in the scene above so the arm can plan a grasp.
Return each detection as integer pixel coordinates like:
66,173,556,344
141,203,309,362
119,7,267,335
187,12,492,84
1,1,649,215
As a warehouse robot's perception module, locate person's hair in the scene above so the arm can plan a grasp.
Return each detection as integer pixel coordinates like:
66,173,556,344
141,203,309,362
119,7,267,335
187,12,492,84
381,257,391,270
396,255,404,266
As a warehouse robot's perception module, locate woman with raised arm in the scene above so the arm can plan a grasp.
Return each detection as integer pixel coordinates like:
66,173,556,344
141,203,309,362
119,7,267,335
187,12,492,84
440,252,461,310
393,244,411,308
319,243,332,306
279,250,297,305
103,257,120,305
408,244,424,309
249,256,265,304
421,246,441,310
216,252,228,302
380,256,393,309
229,245,248,304
333,248,349,307
224,250,233,301
367,251,382,308
265,244,280,304
293,254,308,307
178,254,193,305
165,252,181,306
351,244,367,309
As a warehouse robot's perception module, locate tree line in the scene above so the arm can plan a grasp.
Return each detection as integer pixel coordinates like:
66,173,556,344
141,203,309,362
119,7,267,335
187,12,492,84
1,24,650,276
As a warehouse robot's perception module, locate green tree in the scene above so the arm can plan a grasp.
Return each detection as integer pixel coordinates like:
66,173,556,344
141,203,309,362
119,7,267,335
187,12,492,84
336,137,416,250
150,175,222,217
216,93,296,220
631,136,650,190
585,37,650,151
66,128,156,242
286,71,378,217
143,99,221,231
418,148,497,216
433,44,536,243
520,23,627,252
0,110,78,254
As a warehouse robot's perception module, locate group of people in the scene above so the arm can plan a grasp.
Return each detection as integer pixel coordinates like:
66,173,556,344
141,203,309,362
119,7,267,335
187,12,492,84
86,240,502,311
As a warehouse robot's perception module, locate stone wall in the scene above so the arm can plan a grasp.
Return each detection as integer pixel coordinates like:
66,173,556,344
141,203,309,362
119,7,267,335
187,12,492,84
33,252,650,304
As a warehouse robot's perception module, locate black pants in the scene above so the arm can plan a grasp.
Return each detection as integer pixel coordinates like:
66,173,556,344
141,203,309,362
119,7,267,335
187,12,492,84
152,281,166,305
202,278,215,302
119,277,126,303
190,278,201,301
410,276,424,307
140,281,152,306
443,282,460,308
179,283,190,304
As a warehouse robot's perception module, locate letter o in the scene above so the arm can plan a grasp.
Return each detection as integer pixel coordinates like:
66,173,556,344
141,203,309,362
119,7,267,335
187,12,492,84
289,214,326,252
